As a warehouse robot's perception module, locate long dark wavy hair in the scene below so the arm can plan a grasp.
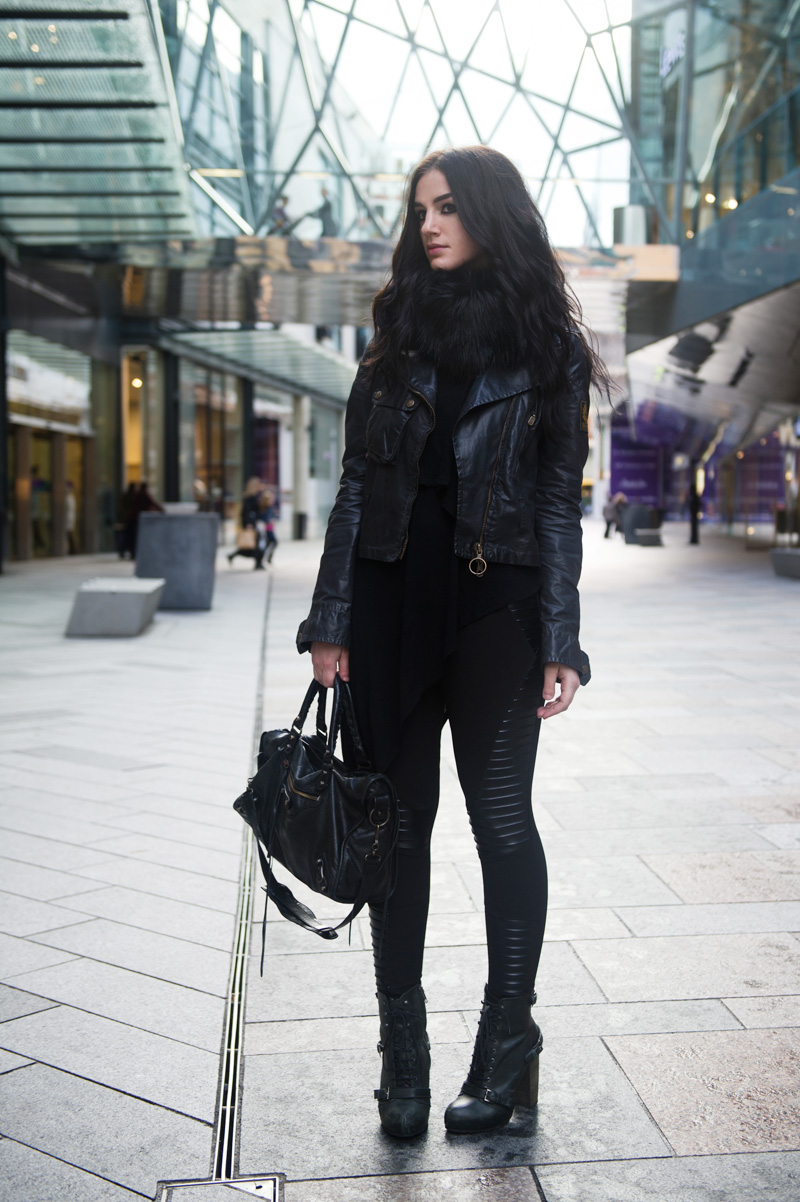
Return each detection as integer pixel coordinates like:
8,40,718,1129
366,145,610,423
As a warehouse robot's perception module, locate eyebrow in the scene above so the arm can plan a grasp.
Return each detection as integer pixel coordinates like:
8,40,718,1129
413,192,452,207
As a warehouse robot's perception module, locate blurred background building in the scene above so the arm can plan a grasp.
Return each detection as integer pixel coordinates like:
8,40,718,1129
1,0,799,563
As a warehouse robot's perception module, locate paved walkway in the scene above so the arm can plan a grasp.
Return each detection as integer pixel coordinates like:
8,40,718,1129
1,523,799,1200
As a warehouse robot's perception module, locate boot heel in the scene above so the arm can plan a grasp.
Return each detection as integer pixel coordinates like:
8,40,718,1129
514,1051,540,1108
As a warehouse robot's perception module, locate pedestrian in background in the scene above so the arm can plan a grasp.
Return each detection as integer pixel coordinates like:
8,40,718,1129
603,491,627,538
260,487,279,564
65,480,78,554
228,477,267,570
298,145,607,1139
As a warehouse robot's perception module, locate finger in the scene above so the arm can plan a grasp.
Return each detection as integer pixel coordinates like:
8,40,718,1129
338,647,350,682
541,662,558,700
537,669,580,719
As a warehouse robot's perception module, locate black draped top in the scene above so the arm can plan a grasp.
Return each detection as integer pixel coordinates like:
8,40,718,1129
349,368,540,769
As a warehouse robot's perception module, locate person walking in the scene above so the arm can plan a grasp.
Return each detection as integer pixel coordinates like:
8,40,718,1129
260,487,279,564
603,491,627,538
65,480,78,554
228,477,267,569
297,146,606,1140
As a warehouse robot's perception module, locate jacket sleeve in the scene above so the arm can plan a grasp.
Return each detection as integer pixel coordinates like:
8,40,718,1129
296,360,372,654
534,336,591,685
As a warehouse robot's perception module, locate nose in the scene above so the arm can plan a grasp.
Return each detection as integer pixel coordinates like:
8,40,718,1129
421,209,439,237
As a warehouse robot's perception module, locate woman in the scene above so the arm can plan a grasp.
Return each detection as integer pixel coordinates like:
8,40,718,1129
297,146,607,1139
228,477,266,569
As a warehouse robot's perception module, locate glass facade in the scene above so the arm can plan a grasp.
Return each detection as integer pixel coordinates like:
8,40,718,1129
629,0,800,243
178,359,242,521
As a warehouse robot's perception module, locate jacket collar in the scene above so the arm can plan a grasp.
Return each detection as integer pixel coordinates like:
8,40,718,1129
403,356,534,413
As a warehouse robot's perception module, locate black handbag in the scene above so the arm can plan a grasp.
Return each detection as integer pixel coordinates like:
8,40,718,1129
233,675,398,950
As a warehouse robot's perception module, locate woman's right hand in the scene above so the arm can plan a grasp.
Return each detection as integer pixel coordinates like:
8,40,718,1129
310,642,350,688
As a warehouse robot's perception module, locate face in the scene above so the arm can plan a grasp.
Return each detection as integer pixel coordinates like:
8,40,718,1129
413,167,483,271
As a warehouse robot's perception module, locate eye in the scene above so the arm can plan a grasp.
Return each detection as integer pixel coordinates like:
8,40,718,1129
441,202,457,215
415,209,425,223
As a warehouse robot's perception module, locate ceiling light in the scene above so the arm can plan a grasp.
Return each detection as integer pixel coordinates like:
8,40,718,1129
48,23,56,32
33,76,44,85
7,30,17,39
789,208,795,216
746,525,755,534
685,229,694,238
194,167,244,177
704,192,715,203
49,35,57,43
725,198,738,210
30,43,39,52
131,377,143,389
736,451,744,459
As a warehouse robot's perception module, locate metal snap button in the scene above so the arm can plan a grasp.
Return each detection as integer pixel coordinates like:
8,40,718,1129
374,390,382,399
405,398,415,409
527,413,536,426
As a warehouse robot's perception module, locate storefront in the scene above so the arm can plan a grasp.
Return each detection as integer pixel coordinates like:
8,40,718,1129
6,331,96,560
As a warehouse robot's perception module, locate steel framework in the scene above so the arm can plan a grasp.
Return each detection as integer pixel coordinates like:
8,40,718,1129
161,0,800,248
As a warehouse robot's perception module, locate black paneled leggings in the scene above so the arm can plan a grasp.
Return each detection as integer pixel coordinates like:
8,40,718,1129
369,598,548,999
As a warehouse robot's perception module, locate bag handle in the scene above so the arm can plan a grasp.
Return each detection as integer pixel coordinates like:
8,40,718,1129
286,678,372,789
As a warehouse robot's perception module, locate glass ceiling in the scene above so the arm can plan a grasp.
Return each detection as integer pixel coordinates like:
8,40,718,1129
0,0,197,243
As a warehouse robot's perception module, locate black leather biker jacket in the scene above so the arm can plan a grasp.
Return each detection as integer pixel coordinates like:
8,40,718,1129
298,336,591,684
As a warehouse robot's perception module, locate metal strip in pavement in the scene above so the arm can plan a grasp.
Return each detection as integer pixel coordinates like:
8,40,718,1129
157,570,281,1198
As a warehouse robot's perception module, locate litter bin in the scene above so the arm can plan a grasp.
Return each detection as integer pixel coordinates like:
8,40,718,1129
135,512,220,610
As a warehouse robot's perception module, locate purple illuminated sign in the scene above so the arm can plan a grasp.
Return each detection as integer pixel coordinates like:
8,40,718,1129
610,438,663,507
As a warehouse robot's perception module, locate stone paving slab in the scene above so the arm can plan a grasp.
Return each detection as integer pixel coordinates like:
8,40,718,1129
0,1004,219,1120
537,1152,800,1201
238,1036,669,1180
283,1168,541,1201
10,957,225,1051
0,1139,144,1202
0,1062,213,1196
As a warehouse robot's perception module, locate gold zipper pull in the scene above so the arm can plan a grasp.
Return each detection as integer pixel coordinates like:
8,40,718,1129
469,543,488,576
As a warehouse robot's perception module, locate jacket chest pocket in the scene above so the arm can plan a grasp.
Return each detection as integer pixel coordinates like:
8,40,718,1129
512,405,541,475
365,392,420,464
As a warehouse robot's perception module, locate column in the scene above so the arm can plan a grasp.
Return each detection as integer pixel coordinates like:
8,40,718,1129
83,436,98,553
14,425,32,561
51,432,67,557
292,393,311,539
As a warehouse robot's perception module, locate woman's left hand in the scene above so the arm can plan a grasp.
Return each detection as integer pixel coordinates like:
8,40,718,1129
537,663,580,720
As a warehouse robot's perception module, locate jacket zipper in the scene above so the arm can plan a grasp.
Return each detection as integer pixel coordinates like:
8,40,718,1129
400,385,435,559
469,399,516,577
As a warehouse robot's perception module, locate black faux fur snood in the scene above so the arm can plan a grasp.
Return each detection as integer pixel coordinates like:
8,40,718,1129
406,264,531,380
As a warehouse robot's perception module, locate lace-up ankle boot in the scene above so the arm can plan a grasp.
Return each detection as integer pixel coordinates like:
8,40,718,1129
444,987,542,1134
374,984,431,1138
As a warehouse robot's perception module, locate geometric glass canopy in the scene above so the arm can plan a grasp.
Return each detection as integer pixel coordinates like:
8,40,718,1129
0,0,197,244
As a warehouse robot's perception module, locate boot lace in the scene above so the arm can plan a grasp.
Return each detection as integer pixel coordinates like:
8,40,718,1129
389,1008,419,1088
467,1001,502,1086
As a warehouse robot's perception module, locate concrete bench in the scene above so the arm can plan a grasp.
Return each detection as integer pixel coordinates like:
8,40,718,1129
65,577,165,638
771,548,800,579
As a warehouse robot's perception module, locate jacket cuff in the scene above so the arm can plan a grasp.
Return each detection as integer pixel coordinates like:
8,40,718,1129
296,602,351,655
541,632,591,686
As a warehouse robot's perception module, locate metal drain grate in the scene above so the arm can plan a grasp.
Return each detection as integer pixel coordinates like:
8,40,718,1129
215,570,273,1180
156,575,285,1202
154,1176,284,1200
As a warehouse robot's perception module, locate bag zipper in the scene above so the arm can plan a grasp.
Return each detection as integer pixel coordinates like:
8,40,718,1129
400,384,435,559
469,399,516,577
